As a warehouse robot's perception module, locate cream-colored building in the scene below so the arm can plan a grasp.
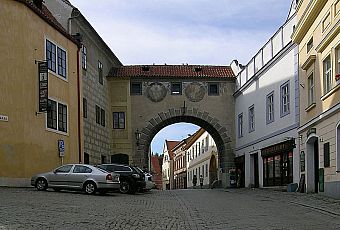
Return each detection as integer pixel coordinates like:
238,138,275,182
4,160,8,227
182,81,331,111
161,140,179,190
292,0,340,198
186,128,218,188
0,0,82,186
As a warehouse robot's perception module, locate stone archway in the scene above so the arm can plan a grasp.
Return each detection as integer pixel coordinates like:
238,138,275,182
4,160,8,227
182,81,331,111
209,154,218,186
135,107,235,180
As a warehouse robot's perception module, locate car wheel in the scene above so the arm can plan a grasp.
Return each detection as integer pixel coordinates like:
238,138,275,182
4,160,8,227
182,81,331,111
84,181,97,195
119,181,131,194
36,178,48,191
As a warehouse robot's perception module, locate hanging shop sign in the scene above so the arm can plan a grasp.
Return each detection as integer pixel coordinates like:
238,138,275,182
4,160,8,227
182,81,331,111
38,61,48,112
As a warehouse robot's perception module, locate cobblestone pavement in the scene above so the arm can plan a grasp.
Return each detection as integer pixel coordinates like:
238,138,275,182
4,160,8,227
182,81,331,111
0,187,340,230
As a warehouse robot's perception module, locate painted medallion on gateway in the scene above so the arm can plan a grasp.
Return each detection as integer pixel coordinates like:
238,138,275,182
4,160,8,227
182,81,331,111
146,82,167,102
185,82,205,102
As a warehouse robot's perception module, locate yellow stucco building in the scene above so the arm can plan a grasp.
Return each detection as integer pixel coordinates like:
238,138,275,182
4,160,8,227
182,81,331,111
0,0,82,186
292,0,340,198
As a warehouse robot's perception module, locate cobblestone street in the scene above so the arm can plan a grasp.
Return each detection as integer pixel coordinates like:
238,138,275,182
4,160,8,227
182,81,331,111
0,187,339,230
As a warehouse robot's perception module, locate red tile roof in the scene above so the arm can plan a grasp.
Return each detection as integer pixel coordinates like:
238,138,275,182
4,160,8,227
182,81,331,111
166,140,181,160
109,65,235,78
16,0,80,47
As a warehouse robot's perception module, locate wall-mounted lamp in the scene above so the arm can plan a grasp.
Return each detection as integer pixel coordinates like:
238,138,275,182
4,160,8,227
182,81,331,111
135,129,141,146
300,83,305,89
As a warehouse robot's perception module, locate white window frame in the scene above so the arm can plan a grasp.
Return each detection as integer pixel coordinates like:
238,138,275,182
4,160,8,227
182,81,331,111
46,98,68,135
280,81,290,117
323,55,332,94
248,105,255,132
307,72,315,105
238,113,243,137
45,38,68,81
266,92,274,124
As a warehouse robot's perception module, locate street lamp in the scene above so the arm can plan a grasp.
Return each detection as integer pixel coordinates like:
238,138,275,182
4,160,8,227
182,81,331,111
135,129,141,146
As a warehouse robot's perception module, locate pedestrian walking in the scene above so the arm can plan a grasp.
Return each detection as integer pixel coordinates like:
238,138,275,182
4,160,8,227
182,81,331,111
199,175,203,189
192,175,197,188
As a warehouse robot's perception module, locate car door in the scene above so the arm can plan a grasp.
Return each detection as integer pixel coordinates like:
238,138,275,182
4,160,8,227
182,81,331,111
48,164,73,188
69,165,93,189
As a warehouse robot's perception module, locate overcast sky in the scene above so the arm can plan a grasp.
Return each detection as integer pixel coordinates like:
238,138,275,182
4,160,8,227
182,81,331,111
69,0,292,154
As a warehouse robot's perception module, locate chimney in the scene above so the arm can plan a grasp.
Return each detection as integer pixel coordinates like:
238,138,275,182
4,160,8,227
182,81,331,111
33,0,43,9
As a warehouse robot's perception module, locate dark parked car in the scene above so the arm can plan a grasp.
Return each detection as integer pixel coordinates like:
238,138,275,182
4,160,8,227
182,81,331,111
97,164,146,194
31,164,120,195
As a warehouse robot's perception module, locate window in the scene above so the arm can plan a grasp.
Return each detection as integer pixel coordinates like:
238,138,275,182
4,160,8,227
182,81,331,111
47,99,57,130
46,39,67,79
205,136,209,150
307,37,313,53
266,92,274,124
47,99,67,133
171,82,182,95
57,47,66,78
131,82,142,95
248,105,255,132
205,164,208,177
83,98,87,118
98,61,103,85
323,55,332,94
322,13,330,31
324,142,330,168
113,112,125,129
100,108,105,127
58,103,67,132
55,165,72,173
84,153,89,164
238,113,243,137
280,81,290,117
73,165,92,173
46,40,56,72
202,165,204,178
81,45,87,70
95,105,100,124
307,73,315,105
208,83,219,95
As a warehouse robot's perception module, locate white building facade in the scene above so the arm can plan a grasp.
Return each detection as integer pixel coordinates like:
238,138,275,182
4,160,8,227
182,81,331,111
186,129,218,188
233,2,300,188
162,140,179,190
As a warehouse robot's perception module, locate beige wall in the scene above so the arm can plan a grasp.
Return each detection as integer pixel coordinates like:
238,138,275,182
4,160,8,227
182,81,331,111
0,1,82,185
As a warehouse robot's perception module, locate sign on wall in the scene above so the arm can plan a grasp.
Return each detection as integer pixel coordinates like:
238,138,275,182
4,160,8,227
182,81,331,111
38,62,48,112
0,115,8,122
58,140,65,157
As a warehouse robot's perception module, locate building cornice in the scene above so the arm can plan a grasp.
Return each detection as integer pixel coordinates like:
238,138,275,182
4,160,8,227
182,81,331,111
292,0,328,44
298,103,340,133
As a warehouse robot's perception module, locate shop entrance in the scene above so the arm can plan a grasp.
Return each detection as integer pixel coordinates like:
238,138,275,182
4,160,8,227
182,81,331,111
262,140,295,187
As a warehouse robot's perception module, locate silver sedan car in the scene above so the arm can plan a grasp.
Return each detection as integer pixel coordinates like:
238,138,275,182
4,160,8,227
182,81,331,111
31,164,120,195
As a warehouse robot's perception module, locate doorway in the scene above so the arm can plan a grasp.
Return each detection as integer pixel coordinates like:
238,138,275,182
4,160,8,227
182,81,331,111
252,153,259,188
306,136,319,193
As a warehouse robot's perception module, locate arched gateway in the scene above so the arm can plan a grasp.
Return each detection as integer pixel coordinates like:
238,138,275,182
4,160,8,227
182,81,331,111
107,65,236,187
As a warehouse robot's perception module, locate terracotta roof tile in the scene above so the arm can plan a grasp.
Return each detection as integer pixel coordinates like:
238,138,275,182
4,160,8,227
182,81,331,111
17,0,80,46
166,140,180,160
109,65,235,79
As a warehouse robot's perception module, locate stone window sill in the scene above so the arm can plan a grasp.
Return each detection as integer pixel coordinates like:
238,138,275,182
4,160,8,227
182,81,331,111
305,103,316,112
321,83,340,101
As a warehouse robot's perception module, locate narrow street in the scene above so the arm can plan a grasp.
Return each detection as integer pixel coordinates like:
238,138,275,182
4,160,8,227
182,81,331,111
0,188,339,229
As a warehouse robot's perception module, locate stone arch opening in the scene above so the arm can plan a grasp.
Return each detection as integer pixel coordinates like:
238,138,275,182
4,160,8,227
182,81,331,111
209,154,218,186
135,109,235,186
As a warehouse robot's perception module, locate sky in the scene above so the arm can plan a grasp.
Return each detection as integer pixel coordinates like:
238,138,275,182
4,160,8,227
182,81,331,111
69,0,292,154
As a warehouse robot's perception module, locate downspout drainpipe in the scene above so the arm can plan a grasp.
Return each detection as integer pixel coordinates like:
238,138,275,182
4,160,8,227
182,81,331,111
77,46,82,163
68,9,82,163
